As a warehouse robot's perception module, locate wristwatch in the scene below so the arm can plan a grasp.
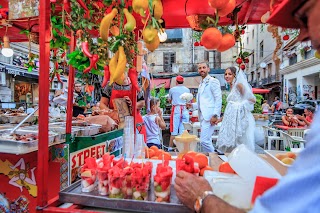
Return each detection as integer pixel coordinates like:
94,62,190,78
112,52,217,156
194,191,215,213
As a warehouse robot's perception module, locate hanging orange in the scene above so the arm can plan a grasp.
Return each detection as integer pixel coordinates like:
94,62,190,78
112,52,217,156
208,0,230,9
217,0,236,17
200,27,222,50
217,33,235,52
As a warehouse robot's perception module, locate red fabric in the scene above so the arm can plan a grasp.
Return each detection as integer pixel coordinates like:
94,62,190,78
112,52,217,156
267,0,304,28
252,88,270,94
274,125,306,131
306,116,313,123
110,86,146,142
251,176,279,204
170,105,183,133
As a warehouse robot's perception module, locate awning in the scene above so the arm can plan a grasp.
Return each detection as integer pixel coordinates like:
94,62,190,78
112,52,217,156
150,78,171,89
171,76,202,89
252,88,270,94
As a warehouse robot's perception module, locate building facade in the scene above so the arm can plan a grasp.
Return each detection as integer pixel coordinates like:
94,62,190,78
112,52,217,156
280,39,320,104
241,24,282,104
146,28,238,75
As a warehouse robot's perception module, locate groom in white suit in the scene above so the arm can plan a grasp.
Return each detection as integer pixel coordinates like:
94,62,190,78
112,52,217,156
187,62,222,152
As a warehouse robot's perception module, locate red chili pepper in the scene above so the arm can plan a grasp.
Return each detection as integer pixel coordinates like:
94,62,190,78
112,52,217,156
101,65,110,88
61,52,66,59
83,64,93,74
56,73,63,83
82,41,93,58
76,0,90,19
63,0,71,13
55,62,59,70
128,67,140,92
92,54,99,70
49,73,55,83
83,54,99,74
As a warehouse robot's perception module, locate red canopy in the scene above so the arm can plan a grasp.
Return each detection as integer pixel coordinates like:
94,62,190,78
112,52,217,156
0,0,270,42
252,88,270,94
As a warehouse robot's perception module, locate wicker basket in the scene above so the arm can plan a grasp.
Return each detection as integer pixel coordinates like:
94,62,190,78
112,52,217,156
186,14,214,31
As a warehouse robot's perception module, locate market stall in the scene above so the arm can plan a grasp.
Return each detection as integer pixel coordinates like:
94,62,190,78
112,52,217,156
0,0,285,212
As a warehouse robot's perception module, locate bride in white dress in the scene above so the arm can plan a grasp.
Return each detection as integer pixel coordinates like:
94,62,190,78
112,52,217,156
216,67,256,152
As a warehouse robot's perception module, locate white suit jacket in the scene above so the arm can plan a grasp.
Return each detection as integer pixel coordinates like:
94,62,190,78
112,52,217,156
192,75,222,121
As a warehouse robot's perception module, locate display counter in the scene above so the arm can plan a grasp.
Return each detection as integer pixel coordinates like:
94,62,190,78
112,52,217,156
42,152,287,213
0,129,124,213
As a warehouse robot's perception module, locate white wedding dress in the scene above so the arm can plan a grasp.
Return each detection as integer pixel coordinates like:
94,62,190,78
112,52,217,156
216,71,255,152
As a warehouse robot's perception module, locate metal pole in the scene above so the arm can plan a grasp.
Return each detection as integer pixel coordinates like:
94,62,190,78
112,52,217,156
37,0,50,210
66,32,76,135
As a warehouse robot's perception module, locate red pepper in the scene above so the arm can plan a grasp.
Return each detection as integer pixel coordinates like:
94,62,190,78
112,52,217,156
49,73,55,83
82,41,93,58
128,67,140,92
76,0,90,19
83,54,99,73
56,73,63,83
55,62,59,70
92,54,99,70
83,64,93,74
101,65,110,88
63,0,71,13
61,51,66,59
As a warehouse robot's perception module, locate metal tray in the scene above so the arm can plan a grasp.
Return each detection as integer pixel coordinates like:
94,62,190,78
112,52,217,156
0,129,56,146
59,180,191,213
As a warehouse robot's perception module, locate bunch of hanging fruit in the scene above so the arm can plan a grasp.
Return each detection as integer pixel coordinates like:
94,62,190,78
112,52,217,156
200,0,237,52
132,0,164,52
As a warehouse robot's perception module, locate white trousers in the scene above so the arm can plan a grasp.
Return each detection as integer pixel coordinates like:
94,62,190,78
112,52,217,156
199,119,215,152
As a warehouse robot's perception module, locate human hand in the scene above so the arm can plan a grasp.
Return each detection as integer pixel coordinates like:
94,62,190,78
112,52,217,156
124,96,132,107
214,117,223,125
295,115,305,121
186,103,193,109
210,116,218,125
174,171,212,210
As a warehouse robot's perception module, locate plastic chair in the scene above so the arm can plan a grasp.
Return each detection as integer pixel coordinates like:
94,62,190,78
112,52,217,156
262,126,282,150
287,128,306,140
280,131,305,153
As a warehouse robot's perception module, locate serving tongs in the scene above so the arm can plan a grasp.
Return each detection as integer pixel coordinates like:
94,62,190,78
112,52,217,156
9,107,39,135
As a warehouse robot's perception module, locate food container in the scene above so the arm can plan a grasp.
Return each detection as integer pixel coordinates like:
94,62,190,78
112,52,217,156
4,114,35,124
173,139,199,154
265,150,298,168
76,124,102,136
80,168,97,193
228,144,281,181
97,169,109,195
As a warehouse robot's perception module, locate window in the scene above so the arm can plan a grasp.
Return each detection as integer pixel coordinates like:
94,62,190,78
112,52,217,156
252,53,255,65
163,52,176,72
289,54,297,65
164,29,183,43
304,49,315,60
260,41,264,58
251,71,254,82
247,37,249,45
257,72,260,80
252,29,254,39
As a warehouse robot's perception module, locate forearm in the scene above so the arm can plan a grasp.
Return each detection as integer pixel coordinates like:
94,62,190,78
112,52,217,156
136,100,145,110
99,97,110,110
159,116,166,130
202,195,245,213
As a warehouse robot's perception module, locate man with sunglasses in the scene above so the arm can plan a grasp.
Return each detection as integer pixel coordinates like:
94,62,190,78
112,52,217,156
175,1,320,212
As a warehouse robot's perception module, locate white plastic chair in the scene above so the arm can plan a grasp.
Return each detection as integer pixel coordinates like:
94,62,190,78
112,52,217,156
280,131,305,153
287,128,306,142
262,126,282,150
